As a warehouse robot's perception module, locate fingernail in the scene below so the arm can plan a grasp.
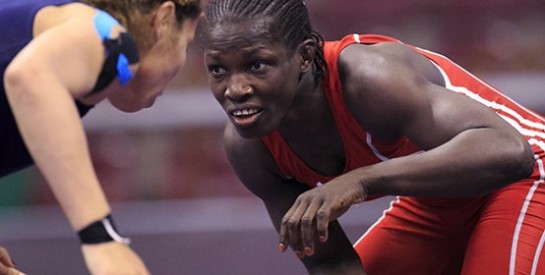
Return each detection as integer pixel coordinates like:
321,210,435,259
295,251,304,258
304,247,313,256
278,243,286,252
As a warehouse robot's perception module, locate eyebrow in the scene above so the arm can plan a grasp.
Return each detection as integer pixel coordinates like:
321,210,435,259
206,45,274,58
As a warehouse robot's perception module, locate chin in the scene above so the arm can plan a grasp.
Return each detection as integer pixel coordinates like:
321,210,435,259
145,98,156,108
114,97,157,113
117,105,143,113
233,124,271,139
111,100,144,113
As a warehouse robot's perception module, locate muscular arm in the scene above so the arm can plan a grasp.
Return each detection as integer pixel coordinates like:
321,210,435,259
340,42,535,198
224,124,364,274
4,8,150,275
4,12,108,231
277,42,536,267
0,4,160,274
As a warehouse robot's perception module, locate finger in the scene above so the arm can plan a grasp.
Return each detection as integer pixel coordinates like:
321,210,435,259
290,198,315,258
301,201,322,257
316,203,332,242
0,248,14,268
282,200,308,258
9,268,26,275
278,217,289,253
0,266,21,275
278,199,301,253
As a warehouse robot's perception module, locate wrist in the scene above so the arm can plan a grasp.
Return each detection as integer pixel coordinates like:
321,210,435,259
78,214,130,245
354,180,368,203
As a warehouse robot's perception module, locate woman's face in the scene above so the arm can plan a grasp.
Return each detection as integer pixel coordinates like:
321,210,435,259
205,20,303,138
109,17,199,113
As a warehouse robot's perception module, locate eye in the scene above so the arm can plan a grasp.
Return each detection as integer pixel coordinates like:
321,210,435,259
207,65,227,78
248,61,267,73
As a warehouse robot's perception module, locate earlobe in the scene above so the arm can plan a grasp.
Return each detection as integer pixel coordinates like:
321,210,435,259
300,58,311,72
299,39,316,73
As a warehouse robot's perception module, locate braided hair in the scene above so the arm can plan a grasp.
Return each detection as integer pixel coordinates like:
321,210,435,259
202,0,327,83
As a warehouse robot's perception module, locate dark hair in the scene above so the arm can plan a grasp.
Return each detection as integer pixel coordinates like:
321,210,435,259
83,0,201,50
202,0,327,83
84,0,201,26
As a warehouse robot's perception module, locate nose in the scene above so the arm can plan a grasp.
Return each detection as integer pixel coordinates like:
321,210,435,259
224,75,253,101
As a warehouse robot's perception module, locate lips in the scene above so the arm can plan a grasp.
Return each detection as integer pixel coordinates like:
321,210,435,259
228,107,263,126
231,108,260,117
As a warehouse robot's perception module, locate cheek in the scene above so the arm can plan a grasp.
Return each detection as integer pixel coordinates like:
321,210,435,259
210,84,225,103
158,46,186,78
138,55,177,85
262,78,299,114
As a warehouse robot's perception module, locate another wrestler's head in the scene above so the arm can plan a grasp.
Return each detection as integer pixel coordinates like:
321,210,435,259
85,0,201,49
202,0,326,82
201,0,327,138
84,0,202,112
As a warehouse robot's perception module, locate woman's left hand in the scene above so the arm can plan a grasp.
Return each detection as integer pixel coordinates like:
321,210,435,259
278,172,368,258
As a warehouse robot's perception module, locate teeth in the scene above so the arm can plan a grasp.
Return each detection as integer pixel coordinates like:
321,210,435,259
232,108,259,117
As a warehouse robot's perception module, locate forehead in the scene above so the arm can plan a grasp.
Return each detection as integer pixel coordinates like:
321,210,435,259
204,18,285,51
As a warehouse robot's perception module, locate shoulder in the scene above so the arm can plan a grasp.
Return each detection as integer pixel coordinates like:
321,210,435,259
335,42,443,139
34,3,97,33
338,42,418,89
8,3,121,99
338,41,444,93
35,3,129,44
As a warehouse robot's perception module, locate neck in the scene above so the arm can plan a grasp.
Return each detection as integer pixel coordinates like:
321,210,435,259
278,73,333,139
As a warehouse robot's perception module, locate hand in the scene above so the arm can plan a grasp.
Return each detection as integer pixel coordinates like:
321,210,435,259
0,247,26,275
278,173,367,258
81,242,150,275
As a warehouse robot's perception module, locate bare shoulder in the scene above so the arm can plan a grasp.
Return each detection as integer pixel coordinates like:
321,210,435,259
34,3,99,35
336,42,444,139
9,3,111,99
338,42,442,93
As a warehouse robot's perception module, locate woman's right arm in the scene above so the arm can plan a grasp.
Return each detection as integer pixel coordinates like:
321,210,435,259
223,124,364,274
3,8,148,275
4,7,109,237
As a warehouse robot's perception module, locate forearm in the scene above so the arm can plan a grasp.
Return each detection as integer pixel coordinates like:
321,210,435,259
362,128,534,198
6,80,110,230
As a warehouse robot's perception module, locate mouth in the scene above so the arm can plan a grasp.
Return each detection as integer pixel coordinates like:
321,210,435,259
228,107,263,126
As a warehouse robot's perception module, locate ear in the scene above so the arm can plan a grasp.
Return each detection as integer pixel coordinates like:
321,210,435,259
298,39,316,73
152,1,176,37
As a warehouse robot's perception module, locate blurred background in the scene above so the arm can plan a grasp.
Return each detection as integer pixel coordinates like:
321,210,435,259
1,0,544,274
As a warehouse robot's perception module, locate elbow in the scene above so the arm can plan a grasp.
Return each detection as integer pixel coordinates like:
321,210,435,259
4,64,22,94
3,63,32,100
503,139,535,181
3,62,51,107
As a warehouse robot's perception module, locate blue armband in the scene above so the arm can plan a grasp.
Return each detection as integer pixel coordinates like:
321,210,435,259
90,10,140,91
94,10,118,40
